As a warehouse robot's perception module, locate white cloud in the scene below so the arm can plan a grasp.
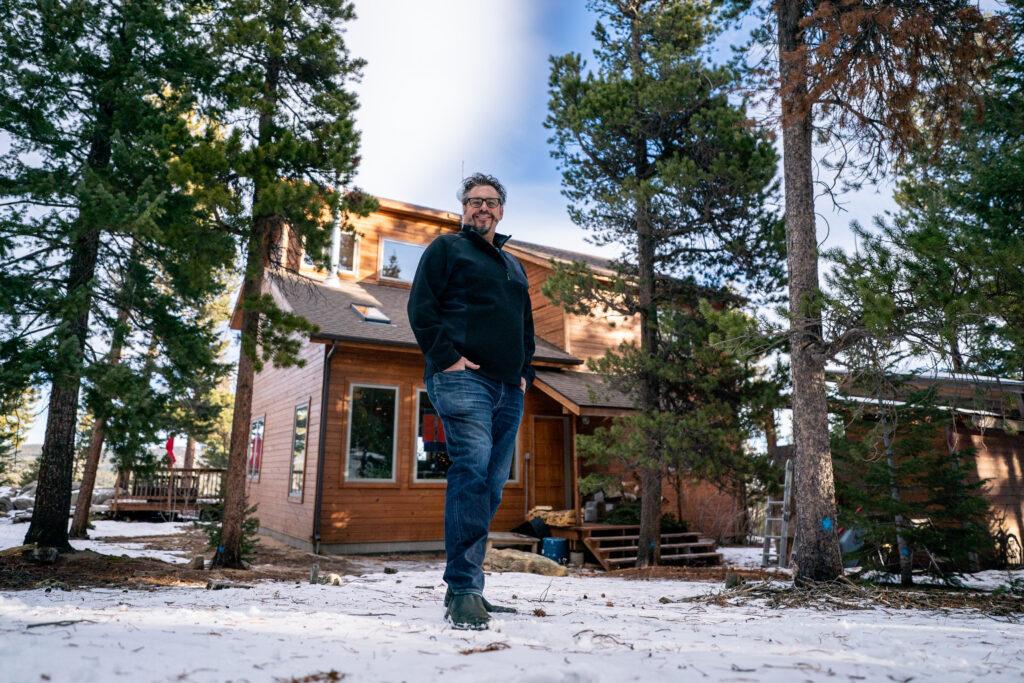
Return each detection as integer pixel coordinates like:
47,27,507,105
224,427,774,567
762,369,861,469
347,0,545,213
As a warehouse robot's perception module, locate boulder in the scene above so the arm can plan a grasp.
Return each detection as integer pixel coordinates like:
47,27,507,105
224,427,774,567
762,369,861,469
19,482,37,497
0,496,11,513
92,488,115,505
483,548,568,577
12,496,34,510
10,510,32,523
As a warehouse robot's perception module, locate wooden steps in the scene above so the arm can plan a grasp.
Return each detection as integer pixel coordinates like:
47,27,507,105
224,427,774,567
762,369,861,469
578,525,722,570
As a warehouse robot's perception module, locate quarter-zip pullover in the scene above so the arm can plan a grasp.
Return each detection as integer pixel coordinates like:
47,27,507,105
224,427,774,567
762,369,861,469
408,225,536,387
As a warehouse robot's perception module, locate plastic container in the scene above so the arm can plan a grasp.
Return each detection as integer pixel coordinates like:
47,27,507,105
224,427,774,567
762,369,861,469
541,537,569,564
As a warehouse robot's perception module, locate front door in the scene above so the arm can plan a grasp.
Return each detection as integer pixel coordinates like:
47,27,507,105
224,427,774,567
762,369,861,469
531,416,569,509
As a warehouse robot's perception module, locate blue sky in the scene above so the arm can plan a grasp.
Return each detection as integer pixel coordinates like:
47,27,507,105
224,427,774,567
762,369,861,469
345,0,907,259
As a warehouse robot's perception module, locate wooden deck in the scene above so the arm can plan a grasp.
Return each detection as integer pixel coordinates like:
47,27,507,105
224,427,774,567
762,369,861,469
548,524,721,570
110,468,224,518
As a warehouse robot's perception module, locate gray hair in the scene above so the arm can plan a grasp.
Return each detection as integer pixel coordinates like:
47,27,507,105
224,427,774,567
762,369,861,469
457,173,507,206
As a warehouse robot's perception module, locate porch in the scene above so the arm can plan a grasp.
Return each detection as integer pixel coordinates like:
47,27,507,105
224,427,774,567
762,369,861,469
110,467,225,517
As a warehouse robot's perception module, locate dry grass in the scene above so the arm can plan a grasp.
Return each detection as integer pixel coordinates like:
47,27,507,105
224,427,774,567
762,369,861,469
670,577,1024,620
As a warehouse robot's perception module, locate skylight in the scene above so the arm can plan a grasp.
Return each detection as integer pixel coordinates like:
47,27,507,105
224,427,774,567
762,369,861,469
351,303,390,324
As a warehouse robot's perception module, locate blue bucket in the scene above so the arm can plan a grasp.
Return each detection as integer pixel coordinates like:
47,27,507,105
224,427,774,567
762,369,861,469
541,537,568,564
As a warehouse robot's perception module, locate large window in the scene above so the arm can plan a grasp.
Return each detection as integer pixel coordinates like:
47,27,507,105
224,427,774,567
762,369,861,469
415,391,450,480
288,400,310,498
345,385,398,481
379,239,425,283
246,416,265,481
414,390,519,483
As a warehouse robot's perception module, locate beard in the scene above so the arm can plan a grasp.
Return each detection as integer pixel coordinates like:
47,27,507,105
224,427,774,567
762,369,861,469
467,215,493,236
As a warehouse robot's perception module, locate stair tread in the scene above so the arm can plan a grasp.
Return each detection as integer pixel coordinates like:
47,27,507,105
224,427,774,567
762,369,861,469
606,552,721,565
597,541,716,555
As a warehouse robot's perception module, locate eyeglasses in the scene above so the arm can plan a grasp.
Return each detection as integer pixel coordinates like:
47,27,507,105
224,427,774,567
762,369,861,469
463,197,502,209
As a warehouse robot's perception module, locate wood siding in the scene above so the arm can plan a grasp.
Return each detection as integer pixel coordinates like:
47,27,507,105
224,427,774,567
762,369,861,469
956,426,1024,563
522,260,565,350
565,309,640,363
318,347,569,545
245,336,324,545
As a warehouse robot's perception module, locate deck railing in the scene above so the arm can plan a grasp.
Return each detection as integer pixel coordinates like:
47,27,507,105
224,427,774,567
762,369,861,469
111,467,225,514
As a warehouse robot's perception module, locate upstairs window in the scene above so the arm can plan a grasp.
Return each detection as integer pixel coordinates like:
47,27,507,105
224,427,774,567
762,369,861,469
379,239,425,283
302,231,357,273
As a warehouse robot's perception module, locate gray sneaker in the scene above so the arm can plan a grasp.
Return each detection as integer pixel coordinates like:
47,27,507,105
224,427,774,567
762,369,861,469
445,593,491,630
444,587,518,614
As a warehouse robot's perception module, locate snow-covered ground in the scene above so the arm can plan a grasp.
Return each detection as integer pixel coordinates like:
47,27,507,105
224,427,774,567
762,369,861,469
3,523,1023,682
0,518,192,564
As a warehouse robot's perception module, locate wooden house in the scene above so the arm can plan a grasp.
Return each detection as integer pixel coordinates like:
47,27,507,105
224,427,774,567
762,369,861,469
232,197,739,562
831,370,1024,565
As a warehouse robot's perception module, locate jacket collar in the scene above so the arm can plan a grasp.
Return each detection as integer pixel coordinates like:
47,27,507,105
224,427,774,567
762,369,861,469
460,224,511,250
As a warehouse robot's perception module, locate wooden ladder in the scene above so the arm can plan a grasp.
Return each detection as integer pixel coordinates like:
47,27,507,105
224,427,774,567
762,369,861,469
580,524,722,570
761,459,794,568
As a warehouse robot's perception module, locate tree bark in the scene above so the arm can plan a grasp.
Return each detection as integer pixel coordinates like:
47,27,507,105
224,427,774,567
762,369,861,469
777,0,843,583
69,304,131,539
24,101,109,549
213,46,282,569
212,246,264,568
625,5,662,569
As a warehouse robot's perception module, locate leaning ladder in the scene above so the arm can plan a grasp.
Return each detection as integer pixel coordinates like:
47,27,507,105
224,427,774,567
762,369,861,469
761,459,793,568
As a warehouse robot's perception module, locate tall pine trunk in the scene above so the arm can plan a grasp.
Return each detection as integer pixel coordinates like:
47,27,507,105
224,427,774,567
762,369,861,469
24,97,112,549
777,0,842,583
213,242,265,568
70,305,130,539
184,436,196,470
213,51,282,569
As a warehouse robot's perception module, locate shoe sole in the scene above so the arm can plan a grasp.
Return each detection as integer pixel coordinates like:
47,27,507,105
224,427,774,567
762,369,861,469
445,615,489,631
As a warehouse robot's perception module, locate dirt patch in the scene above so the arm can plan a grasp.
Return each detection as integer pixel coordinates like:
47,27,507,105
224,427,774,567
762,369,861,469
0,526,359,591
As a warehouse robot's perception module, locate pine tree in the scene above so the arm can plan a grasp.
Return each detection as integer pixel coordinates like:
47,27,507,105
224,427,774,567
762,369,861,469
545,0,782,566
204,0,374,568
0,0,236,550
725,0,1007,583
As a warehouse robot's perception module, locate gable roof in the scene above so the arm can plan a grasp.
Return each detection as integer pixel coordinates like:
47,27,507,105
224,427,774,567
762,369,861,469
266,273,581,365
506,240,617,276
533,368,635,415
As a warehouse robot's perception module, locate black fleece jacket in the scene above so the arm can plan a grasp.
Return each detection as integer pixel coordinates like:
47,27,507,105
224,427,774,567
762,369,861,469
407,225,536,388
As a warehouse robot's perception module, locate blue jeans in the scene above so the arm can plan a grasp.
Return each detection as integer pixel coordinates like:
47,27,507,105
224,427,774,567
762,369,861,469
426,369,524,595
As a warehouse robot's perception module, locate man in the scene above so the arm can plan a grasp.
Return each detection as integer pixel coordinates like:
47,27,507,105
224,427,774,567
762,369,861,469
408,173,535,630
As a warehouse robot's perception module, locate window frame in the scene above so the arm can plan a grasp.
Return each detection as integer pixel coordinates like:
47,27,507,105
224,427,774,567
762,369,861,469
287,398,311,501
344,382,400,484
246,415,266,482
336,230,359,275
378,238,426,284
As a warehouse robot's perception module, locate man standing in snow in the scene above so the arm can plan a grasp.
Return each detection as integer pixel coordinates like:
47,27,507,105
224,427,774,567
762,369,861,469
408,173,535,630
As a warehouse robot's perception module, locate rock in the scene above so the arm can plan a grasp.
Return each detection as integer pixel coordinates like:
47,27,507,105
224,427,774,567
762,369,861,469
483,548,568,577
188,556,206,570
724,572,744,589
205,580,253,590
92,488,115,505
0,496,12,513
19,481,37,497
383,566,398,575
31,547,59,564
10,510,32,523
12,496,34,511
